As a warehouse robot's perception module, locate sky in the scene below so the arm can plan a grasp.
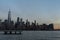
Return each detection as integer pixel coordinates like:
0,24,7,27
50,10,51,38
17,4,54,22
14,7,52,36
0,0,60,25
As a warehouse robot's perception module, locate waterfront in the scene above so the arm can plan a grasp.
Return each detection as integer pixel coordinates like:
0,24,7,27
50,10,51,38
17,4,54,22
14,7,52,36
0,31,60,40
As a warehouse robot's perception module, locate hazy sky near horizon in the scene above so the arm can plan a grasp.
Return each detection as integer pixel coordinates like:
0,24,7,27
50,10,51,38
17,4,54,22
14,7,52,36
0,0,60,24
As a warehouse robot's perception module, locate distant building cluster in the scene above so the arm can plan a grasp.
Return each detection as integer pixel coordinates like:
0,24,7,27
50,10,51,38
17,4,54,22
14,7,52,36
0,10,54,30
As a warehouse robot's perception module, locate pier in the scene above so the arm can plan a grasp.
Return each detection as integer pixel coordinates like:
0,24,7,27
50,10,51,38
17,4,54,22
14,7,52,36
3,30,22,34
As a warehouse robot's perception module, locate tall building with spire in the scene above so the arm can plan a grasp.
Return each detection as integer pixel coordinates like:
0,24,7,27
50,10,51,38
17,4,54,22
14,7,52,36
8,9,11,24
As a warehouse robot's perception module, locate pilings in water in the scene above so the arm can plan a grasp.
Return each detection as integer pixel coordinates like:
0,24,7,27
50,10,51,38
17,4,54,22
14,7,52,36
4,31,7,34
10,31,12,34
4,31,22,34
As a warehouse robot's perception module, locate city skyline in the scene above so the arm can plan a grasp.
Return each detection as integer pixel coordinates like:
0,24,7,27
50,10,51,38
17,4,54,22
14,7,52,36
0,9,58,30
0,10,54,30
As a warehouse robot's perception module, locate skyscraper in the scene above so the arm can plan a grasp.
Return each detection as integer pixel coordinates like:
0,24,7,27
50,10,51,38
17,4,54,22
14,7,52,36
34,20,36,25
17,17,20,23
8,9,11,24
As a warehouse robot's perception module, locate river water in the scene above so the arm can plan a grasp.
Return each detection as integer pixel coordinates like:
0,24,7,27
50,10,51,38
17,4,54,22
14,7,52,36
0,31,60,40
